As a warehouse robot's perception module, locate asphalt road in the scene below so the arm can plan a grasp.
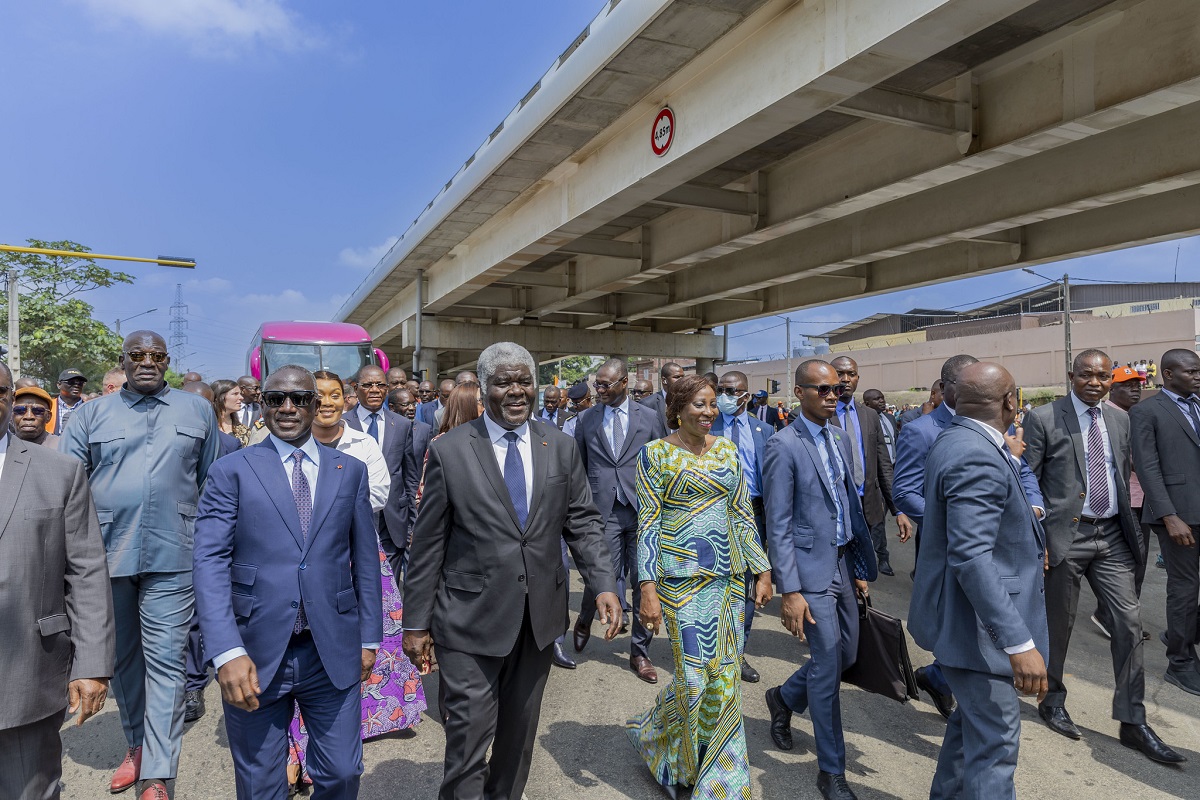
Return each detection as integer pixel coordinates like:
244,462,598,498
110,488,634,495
59,521,1200,799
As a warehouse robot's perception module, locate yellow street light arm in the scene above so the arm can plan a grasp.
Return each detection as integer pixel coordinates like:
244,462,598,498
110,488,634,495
0,244,195,268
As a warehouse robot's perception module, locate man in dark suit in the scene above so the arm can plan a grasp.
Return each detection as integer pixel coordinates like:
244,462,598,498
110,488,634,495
346,365,419,579
539,385,565,428
714,369,775,682
194,365,382,800
640,361,682,431
909,362,1049,800
863,389,896,463
762,359,877,800
1131,348,1200,695
830,356,912,577
1023,349,1182,761
0,361,115,800
893,354,1045,719
631,379,654,404
416,378,452,428
573,357,669,682
750,389,783,429
236,375,263,427
403,342,621,800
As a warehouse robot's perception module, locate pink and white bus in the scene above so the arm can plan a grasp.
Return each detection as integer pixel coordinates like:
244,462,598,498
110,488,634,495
247,321,390,382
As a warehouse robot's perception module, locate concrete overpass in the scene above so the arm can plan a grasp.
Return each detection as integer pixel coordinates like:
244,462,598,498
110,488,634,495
336,0,1200,378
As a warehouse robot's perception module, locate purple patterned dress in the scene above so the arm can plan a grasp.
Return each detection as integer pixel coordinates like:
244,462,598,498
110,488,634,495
287,543,426,780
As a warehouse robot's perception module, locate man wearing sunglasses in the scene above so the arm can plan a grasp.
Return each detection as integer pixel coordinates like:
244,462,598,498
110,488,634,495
10,385,59,449
51,368,88,435
61,330,220,800
712,371,775,683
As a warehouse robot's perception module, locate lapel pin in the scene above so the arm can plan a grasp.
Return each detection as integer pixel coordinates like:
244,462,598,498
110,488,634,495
336,464,343,469
541,441,548,446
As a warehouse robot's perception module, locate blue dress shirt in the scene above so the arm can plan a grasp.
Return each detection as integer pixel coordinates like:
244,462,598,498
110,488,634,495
721,412,760,498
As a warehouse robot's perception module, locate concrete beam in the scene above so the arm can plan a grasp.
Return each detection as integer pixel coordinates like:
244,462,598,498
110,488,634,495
652,184,757,215
400,319,723,359
558,237,642,260
833,86,967,136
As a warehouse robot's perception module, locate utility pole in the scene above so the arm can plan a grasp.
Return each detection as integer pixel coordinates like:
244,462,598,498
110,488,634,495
1062,273,1072,388
169,284,189,369
5,269,19,379
784,316,792,393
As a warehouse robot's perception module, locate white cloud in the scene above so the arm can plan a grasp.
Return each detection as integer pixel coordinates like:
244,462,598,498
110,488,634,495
76,0,324,55
337,236,399,270
185,277,233,293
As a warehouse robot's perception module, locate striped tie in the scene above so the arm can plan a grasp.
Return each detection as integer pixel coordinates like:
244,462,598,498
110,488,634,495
1086,407,1111,518
291,450,311,633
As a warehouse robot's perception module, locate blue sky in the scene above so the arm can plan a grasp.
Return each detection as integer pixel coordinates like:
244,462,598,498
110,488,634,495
2,1,1195,378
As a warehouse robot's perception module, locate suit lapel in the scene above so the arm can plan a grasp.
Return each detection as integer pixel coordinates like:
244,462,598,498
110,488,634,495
616,403,640,462
0,436,31,543
1059,399,1087,485
307,448,343,549
1159,393,1200,447
526,422,550,529
797,425,837,500
343,411,364,433
248,444,305,550
590,407,615,461
468,419,523,530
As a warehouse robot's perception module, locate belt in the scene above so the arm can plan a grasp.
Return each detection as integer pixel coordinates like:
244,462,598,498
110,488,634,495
1079,514,1115,526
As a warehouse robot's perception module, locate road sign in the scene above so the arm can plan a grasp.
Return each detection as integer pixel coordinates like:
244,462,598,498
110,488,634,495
651,107,675,156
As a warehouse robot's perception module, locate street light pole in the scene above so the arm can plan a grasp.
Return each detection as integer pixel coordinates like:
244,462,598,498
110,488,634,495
6,269,19,379
115,308,158,339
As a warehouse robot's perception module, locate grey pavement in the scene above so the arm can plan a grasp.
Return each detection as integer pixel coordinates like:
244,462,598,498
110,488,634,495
60,521,1200,798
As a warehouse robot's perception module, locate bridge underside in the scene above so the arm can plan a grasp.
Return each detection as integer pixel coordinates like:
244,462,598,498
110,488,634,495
340,0,1200,376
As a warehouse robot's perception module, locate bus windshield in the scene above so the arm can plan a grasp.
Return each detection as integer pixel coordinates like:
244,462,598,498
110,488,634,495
261,342,374,381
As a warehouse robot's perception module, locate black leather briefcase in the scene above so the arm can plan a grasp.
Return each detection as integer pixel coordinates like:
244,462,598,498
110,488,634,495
842,593,920,703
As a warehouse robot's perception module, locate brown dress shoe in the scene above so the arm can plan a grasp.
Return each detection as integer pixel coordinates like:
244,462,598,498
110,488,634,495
137,781,169,800
630,655,658,684
573,618,591,652
110,746,141,793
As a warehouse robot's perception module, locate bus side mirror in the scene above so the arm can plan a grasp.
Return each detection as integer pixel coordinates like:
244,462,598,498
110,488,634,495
249,347,262,381
374,348,390,372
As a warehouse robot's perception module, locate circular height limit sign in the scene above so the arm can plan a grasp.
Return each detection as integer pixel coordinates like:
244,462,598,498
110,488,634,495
651,107,675,156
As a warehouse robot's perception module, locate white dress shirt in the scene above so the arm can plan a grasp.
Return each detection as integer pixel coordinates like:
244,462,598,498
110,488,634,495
959,417,1036,656
354,403,387,448
0,433,8,480
1068,392,1118,519
482,413,533,510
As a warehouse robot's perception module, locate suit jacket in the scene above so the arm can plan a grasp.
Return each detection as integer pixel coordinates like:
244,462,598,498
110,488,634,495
574,400,669,519
239,402,263,428
640,391,668,431
405,417,618,656
416,400,439,428
710,411,773,494
1023,395,1141,567
0,435,115,729
837,400,896,527
762,418,878,595
217,430,242,459
1131,391,1200,525
193,441,383,692
343,407,419,551
412,419,433,464
893,402,1044,522
909,419,1049,677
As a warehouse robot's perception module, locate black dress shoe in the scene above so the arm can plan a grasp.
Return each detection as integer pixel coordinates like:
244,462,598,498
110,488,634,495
764,687,793,750
620,614,629,635
572,618,591,653
183,690,205,723
1038,705,1082,740
877,559,895,577
1119,722,1187,764
552,642,576,670
741,657,760,683
1165,666,1200,696
914,667,954,720
817,771,858,800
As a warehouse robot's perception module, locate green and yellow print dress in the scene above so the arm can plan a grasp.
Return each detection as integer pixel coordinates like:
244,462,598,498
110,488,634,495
626,436,771,799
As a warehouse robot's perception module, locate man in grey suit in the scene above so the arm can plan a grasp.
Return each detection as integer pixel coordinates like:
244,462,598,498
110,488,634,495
909,362,1049,800
1131,348,1200,695
0,361,115,800
572,356,669,682
345,365,419,580
1023,349,1183,762
640,361,682,431
403,342,621,800
762,359,877,800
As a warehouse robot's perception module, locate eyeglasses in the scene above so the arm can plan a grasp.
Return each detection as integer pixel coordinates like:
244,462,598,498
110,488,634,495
13,404,47,417
798,383,845,396
593,377,627,391
357,381,387,390
630,389,650,398
715,387,744,397
124,351,168,364
262,391,316,408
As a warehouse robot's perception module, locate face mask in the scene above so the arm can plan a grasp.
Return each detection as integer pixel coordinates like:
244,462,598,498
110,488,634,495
715,394,740,416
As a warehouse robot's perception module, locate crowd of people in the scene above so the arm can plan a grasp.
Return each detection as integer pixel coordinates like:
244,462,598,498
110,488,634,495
2,329,1199,800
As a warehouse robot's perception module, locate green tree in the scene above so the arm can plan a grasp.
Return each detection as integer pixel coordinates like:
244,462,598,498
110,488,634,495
0,239,134,385
538,355,599,386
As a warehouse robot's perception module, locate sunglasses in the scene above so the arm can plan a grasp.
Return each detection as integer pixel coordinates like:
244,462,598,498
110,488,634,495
715,387,745,397
13,404,48,417
262,391,317,408
357,381,387,390
125,351,168,364
593,377,627,391
798,383,845,396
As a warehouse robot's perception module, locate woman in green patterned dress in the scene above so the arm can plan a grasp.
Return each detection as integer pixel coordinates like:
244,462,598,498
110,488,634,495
627,374,773,799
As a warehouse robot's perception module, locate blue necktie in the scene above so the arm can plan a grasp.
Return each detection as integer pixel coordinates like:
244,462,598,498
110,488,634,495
503,431,528,528
1186,398,1200,437
291,450,312,633
821,428,850,545
731,415,741,447
366,411,380,443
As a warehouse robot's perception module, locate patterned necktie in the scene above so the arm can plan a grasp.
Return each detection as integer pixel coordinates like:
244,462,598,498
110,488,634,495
611,409,628,503
503,432,528,528
291,450,312,633
821,428,850,542
1186,398,1200,438
367,411,380,443
1086,407,1111,518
